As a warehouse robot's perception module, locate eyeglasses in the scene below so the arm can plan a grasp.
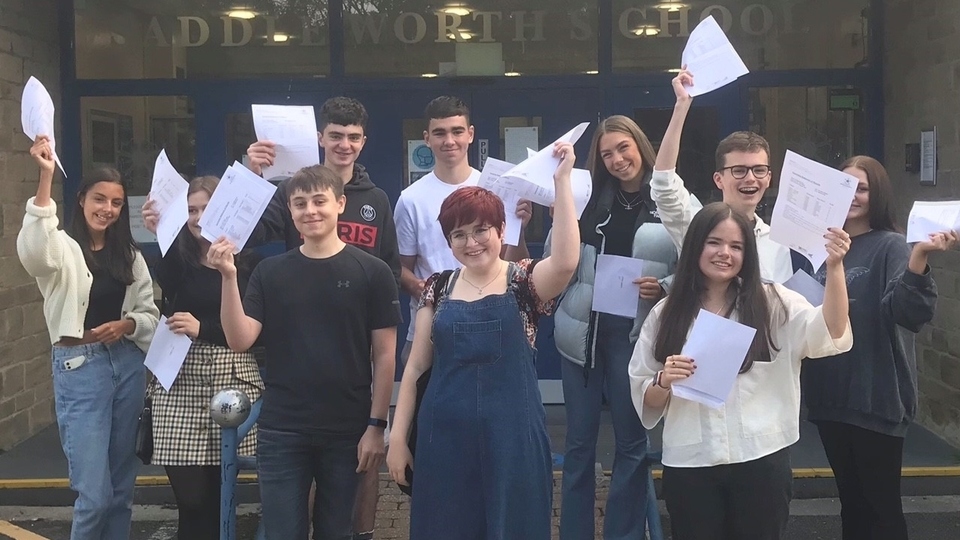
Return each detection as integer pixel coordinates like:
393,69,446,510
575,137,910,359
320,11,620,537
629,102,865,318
717,165,772,179
449,226,493,247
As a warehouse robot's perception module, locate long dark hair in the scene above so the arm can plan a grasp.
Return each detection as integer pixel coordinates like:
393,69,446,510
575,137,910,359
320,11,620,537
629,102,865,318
839,155,900,233
584,115,657,200
67,167,137,285
654,203,782,373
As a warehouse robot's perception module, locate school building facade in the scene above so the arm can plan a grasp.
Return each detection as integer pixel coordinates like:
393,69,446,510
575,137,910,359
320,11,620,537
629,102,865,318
1,0,960,450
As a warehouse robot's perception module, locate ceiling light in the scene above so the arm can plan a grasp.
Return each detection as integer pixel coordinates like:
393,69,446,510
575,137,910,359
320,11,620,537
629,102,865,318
654,2,689,12
667,68,682,73
227,9,257,19
439,4,471,17
272,33,290,42
633,25,660,36
504,71,521,77
447,29,474,40
421,73,438,78
584,70,599,75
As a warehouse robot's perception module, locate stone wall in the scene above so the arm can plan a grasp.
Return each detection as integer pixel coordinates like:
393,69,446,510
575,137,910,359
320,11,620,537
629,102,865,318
884,0,960,447
0,0,62,450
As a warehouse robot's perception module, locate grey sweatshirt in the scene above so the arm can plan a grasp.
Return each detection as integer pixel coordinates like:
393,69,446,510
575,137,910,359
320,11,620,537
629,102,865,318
801,230,937,437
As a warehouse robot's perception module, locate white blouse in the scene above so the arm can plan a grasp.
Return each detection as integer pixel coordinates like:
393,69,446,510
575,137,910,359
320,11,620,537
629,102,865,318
629,284,852,468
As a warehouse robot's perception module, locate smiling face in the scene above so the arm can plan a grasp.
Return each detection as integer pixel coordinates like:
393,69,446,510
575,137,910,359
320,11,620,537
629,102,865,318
698,217,745,288
319,123,366,169
80,181,125,236
844,166,871,225
713,150,771,217
598,131,645,184
424,115,474,168
449,219,503,270
288,185,345,241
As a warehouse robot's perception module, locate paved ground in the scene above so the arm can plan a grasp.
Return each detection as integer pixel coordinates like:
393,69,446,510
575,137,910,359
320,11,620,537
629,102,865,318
2,486,960,539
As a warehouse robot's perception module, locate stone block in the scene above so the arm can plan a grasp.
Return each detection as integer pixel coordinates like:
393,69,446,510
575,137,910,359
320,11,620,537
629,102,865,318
23,354,48,390
20,301,46,337
27,396,53,429
940,356,960,390
0,51,22,83
0,304,23,341
0,362,24,394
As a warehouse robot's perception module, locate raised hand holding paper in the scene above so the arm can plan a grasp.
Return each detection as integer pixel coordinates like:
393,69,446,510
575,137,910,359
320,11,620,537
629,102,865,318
769,151,858,270
251,104,320,178
906,201,960,243
680,16,749,97
198,162,278,252
150,149,190,256
21,77,66,176
671,310,757,409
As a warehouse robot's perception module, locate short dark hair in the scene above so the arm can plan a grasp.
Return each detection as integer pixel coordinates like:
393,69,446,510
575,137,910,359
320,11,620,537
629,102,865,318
319,96,368,131
424,95,470,124
286,165,344,201
715,131,771,170
437,187,506,246
839,155,900,232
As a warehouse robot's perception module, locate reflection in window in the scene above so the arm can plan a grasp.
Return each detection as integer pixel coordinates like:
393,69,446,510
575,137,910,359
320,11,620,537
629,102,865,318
75,0,330,79
749,86,863,221
344,1,598,77
80,96,196,196
612,0,870,73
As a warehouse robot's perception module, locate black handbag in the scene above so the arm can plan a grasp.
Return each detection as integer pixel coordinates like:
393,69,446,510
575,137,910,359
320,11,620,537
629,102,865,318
134,395,153,465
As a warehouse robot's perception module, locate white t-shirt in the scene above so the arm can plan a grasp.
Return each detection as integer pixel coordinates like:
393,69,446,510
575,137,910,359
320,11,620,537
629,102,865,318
394,169,481,341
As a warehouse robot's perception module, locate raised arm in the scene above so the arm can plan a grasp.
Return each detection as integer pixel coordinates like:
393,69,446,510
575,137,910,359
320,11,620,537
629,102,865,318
530,142,579,302
654,68,693,173
17,136,65,277
821,227,851,339
208,238,263,351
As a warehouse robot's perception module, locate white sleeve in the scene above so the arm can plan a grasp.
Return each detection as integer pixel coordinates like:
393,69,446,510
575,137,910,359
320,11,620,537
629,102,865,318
124,252,161,352
628,302,670,429
650,169,700,253
16,197,66,278
777,285,853,360
393,194,418,257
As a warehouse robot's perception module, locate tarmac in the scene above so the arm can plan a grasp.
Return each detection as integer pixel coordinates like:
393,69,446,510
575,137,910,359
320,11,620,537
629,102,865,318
1,406,959,539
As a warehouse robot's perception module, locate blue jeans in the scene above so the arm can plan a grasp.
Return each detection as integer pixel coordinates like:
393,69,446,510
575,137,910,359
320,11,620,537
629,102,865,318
560,314,649,540
257,427,360,540
52,340,146,540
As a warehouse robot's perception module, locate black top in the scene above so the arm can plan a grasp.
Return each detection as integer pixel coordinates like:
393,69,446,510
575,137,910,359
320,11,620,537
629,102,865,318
155,237,262,348
603,191,645,257
84,249,125,330
247,163,402,288
243,244,402,438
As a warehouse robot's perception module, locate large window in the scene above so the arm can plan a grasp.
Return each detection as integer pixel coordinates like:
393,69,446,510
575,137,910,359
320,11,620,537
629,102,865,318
75,0,330,79
343,0,598,77
612,0,871,73
748,86,865,221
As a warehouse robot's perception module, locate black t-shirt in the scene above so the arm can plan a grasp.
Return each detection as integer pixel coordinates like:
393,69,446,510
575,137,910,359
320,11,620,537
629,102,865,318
84,249,125,330
603,193,645,257
243,244,402,438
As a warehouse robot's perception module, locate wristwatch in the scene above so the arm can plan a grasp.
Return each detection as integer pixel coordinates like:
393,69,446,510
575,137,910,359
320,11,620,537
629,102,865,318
368,417,388,429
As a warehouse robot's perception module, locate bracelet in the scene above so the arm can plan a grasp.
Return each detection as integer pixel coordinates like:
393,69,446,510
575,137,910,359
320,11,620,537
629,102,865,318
655,370,667,389
368,417,388,429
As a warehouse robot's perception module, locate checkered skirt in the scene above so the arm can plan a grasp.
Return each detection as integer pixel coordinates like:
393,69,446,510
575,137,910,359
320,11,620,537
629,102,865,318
149,341,264,466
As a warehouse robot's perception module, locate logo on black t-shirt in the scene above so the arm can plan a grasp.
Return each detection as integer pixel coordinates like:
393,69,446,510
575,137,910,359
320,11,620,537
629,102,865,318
338,280,350,288
360,204,376,222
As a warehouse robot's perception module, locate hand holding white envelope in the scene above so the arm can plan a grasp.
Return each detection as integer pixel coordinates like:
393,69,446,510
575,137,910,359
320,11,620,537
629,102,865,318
21,77,66,176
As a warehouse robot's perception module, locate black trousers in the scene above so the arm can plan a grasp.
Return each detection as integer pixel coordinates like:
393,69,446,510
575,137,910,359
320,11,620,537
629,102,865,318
165,465,221,540
816,421,908,540
662,447,792,540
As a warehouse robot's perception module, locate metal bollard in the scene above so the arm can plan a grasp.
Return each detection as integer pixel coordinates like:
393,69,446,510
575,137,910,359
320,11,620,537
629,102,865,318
210,389,261,540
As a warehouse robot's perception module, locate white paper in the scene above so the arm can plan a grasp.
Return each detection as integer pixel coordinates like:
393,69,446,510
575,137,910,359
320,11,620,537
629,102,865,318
252,104,320,179
592,255,646,318
150,150,190,256
906,200,960,243
671,310,758,409
478,157,524,246
680,15,749,97
769,151,858,270
782,269,825,307
198,162,278,252
144,316,194,392
20,76,65,176
498,122,591,205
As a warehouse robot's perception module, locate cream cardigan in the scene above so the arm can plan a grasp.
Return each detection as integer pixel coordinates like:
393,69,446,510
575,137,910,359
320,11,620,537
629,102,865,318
17,197,159,352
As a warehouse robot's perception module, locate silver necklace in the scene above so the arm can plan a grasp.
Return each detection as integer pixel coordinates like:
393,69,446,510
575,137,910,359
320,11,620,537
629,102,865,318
617,189,643,210
701,298,728,316
461,262,504,295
